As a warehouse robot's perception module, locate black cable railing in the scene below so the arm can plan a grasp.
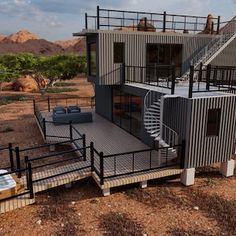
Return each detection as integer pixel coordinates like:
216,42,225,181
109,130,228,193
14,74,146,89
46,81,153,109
85,6,221,34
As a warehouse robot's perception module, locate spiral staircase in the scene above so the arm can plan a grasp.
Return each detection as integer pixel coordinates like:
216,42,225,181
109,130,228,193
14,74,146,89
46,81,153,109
144,91,179,163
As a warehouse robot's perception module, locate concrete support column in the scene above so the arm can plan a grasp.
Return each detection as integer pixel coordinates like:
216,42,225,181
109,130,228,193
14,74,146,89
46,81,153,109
102,188,110,197
140,181,147,189
181,168,195,186
49,145,55,152
220,159,235,177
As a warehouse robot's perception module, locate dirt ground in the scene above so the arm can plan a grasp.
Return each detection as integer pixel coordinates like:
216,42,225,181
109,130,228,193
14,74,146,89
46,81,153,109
0,78,236,236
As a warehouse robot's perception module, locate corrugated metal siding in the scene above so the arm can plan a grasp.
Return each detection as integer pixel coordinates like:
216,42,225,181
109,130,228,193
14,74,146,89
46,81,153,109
211,37,236,66
98,31,214,85
163,96,189,141
186,95,236,168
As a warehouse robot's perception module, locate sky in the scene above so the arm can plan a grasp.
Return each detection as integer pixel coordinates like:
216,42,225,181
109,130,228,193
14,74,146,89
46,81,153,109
0,0,236,41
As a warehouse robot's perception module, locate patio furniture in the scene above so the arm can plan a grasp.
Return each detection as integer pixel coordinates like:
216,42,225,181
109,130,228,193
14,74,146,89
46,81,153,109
67,106,81,114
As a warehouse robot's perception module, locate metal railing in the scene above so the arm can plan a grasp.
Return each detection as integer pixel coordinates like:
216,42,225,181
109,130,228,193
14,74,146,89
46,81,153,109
90,141,185,185
188,64,236,98
85,6,220,34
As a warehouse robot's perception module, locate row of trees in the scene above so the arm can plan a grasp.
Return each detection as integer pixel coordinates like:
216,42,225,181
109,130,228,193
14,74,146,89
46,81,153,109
0,53,87,91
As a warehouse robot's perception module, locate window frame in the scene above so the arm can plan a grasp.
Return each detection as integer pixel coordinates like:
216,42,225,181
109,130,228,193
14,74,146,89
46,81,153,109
114,42,125,64
206,108,221,137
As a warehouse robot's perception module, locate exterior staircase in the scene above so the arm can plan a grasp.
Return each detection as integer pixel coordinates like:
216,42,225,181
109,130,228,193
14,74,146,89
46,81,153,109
144,91,179,162
182,17,236,80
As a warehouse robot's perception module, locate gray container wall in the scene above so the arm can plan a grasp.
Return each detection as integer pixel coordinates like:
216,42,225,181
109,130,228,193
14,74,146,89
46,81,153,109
211,37,236,67
97,31,214,84
185,95,236,168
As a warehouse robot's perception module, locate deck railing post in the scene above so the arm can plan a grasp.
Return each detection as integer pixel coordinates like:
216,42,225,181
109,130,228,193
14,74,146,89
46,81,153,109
90,142,94,171
97,6,100,30
69,121,73,140
206,64,211,91
144,17,147,31
82,134,86,161
15,147,21,178
24,156,29,190
188,65,194,98
171,65,176,94
27,162,34,199
85,13,88,29
33,100,36,115
47,96,50,112
43,118,46,139
9,143,14,171
180,140,186,169
163,11,166,32
120,63,125,84
99,152,104,185
217,16,221,35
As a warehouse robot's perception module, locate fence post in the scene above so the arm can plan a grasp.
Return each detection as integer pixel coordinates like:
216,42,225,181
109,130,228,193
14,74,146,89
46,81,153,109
180,140,186,169
85,13,88,29
206,64,211,91
100,152,104,185
27,162,34,199
43,118,46,139
69,121,73,140
15,147,21,178
83,134,86,161
217,16,220,35
33,100,36,115
188,65,194,98
171,65,176,95
163,11,166,32
47,97,50,112
8,143,14,171
97,5,100,30
90,142,94,171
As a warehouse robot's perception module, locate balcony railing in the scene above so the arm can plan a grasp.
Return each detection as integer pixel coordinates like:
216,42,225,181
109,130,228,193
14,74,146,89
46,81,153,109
85,6,221,34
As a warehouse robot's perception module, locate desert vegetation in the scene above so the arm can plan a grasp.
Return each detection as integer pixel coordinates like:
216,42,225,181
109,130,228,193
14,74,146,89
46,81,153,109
0,53,87,93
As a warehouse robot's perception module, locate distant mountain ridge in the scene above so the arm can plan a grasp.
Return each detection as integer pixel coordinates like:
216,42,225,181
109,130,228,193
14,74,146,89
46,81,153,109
0,30,85,55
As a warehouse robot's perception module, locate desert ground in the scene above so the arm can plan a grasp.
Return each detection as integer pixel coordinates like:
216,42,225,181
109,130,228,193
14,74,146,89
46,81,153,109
0,77,236,236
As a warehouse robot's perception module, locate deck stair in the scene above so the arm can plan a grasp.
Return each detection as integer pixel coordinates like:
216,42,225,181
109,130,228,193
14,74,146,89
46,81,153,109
144,91,179,161
182,17,236,80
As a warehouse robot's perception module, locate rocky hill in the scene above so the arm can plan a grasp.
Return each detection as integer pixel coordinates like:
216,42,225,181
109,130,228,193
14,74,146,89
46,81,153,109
0,30,85,55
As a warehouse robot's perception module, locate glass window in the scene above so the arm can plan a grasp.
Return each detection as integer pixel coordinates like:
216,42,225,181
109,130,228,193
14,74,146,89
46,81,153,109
207,109,221,136
114,43,125,63
88,43,97,76
112,89,142,139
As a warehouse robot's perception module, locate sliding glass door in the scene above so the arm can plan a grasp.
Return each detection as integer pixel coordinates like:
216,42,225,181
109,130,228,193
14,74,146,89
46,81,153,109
112,89,142,139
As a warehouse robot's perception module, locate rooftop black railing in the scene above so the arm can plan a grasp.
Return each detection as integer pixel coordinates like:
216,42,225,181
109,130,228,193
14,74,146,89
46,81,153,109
85,6,221,34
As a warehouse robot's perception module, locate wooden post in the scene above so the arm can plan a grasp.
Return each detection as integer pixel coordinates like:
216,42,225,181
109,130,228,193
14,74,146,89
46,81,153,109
97,6,100,30
90,142,94,171
188,65,194,98
8,143,14,171
217,16,221,35
15,147,21,178
100,152,104,185
85,13,88,29
163,11,166,32
83,134,86,161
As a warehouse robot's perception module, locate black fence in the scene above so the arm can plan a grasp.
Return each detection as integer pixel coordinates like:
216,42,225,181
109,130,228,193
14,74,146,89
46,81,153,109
188,64,236,98
90,141,185,185
85,6,220,34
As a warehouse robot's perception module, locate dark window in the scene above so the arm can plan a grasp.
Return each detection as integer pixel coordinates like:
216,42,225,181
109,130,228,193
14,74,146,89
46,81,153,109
114,43,125,63
207,109,221,136
88,42,97,76
112,88,142,139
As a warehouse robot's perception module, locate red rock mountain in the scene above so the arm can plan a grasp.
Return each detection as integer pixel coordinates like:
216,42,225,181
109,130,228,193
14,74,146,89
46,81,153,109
0,30,85,55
